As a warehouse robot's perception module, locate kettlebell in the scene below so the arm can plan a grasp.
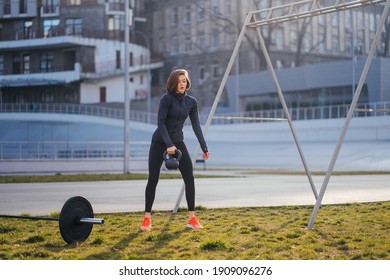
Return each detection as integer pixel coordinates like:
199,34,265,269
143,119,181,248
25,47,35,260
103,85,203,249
163,149,182,170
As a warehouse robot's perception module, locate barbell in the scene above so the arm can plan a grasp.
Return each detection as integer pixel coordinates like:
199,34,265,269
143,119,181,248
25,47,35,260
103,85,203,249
0,196,104,245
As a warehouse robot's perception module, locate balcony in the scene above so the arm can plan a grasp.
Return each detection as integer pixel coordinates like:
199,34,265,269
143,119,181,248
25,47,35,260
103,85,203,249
0,63,81,87
0,26,124,42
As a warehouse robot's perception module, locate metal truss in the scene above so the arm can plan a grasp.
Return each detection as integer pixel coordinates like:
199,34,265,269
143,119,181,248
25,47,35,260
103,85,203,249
173,0,390,229
247,0,386,27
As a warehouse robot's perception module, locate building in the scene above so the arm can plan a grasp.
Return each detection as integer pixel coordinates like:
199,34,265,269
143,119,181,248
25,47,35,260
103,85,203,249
0,0,162,106
1,1,389,116
142,0,390,113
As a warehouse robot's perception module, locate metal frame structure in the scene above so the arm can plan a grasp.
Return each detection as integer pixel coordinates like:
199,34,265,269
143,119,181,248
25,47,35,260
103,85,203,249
173,0,390,228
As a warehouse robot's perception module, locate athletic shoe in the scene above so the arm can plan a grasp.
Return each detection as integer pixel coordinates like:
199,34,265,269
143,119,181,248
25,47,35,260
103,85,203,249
140,217,151,231
186,216,203,229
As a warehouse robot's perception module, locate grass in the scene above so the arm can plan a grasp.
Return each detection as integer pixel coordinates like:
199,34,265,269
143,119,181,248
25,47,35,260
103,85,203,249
1,172,389,260
1,202,390,260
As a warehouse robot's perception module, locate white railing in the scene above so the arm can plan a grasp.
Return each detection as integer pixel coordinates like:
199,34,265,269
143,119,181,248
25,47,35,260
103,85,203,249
1,101,389,125
0,141,149,161
207,101,390,125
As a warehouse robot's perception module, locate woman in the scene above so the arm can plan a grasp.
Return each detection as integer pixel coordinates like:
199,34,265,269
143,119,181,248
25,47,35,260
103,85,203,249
140,69,210,231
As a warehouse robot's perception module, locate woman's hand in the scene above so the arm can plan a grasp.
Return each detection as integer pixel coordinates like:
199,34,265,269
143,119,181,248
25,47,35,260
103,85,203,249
167,146,177,155
202,151,210,160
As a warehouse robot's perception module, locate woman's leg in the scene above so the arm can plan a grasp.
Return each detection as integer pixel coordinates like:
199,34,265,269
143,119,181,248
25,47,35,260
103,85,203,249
144,141,165,213
176,142,203,229
175,142,195,212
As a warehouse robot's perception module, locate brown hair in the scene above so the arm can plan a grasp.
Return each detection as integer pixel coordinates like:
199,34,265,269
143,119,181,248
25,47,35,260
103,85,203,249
165,69,191,92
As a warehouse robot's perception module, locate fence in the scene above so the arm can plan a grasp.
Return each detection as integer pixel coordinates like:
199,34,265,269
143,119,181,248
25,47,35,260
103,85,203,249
2,101,390,125
0,141,149,161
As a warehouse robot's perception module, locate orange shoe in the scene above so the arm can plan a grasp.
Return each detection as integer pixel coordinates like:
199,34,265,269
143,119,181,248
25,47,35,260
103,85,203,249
140,217,151,231
186,216,203,229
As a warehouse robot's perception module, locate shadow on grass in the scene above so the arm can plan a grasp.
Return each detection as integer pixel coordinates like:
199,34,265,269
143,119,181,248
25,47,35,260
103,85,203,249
83,211,186,260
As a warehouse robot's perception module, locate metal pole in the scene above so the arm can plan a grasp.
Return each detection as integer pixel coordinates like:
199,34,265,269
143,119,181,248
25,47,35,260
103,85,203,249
124,0,131,173
308,0,390,228
352,9,356,100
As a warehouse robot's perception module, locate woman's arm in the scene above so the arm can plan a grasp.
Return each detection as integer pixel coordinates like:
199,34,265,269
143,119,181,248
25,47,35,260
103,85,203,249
157,94,175,149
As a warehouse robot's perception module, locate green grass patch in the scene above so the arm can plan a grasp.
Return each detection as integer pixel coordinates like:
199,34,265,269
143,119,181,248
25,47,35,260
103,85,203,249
0,202,390,260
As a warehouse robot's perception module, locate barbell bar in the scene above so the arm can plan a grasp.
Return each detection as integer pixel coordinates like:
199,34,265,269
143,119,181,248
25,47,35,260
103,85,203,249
0,196,104,244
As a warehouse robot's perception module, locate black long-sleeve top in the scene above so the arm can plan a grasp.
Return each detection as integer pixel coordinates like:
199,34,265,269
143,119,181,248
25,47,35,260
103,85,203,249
152,91,208,153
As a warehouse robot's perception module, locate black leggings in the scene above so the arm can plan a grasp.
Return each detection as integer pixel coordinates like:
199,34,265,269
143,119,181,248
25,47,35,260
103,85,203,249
144,140,195,212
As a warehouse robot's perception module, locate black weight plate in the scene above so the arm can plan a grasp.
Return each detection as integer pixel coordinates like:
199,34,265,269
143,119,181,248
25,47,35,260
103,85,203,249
59,196,94,244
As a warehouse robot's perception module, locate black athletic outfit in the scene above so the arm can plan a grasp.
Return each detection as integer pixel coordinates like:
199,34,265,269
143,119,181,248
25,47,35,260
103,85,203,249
144,91,208,213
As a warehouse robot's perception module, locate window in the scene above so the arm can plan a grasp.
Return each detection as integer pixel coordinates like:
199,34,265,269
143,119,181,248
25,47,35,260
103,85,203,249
172,7,178,26
318,15,325,26
42,0,59,14
304,37,311,52
24,21,33,39
224,0,231,16
225,32,233,48
68,0,81,5
0,55,4,75
331,13,339,27
357,11,364,30
65,18,82,35
345,10,352,31
40,52,54,73
211,29,219,49
369,13,376,32
4,0,11,15
23,54,30,74
197,0,205,21
319,40,325,54
290,29,297,52
184,5,191,24
211,0,219,16
41,92,54,103
116,50,121,69
100,87,106,103
129,52,133,66
199,66,205,80
108,15,124,31
171,36,179,54
212,62,219,78
13,54,21,74
43,19,60,37
332,36,339,53
19,0,27,14
158,37,166,53
198,33,205,50
185,37,192,52
274,29,284,50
